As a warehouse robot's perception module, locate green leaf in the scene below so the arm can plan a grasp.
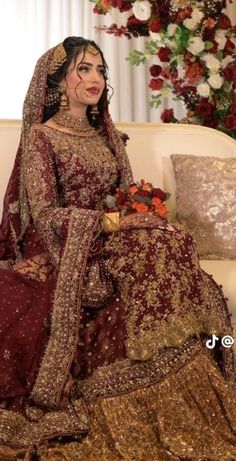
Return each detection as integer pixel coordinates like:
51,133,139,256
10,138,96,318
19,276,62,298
119,183,130,190
105,195,116,208
216,51,223,60
205,41,214,50
133,194,152,205
150,95,163,109
126,50,146,65
145,40,160,54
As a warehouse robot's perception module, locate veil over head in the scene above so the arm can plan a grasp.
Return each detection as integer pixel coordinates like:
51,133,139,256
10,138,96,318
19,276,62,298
0,44,61,261
0,38,132,263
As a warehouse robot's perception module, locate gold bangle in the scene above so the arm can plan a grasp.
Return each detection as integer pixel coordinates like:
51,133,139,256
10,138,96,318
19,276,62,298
103,212,120,232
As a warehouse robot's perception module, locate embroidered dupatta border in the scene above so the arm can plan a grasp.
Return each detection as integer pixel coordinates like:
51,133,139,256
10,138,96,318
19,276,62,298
31,209,102,408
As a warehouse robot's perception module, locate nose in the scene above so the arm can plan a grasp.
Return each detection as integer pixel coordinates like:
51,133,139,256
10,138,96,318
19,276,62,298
91,69,101,83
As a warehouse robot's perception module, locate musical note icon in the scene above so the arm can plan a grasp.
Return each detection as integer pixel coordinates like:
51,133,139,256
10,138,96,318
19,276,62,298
206,334,219,349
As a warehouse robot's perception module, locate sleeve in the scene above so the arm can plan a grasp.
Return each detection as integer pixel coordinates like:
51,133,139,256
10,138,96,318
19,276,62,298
23,126,103,267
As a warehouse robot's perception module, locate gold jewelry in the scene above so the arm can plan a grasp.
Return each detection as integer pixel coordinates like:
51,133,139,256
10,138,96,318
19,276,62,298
59,90,70,111
48,43,67,75
86,44,99,56
45,87,60,107
90,105,99,120
52,111,96,134
103,212,120,233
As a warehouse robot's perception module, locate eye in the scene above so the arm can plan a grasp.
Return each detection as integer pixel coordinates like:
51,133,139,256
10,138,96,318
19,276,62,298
77,65,89,73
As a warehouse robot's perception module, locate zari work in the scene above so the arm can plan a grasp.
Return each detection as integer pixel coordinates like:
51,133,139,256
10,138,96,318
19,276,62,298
0,121,236,461
0,35,235,460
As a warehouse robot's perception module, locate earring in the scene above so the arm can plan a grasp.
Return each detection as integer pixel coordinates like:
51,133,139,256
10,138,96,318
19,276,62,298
45,87,60,107
60,89,69,111
90,105,99,120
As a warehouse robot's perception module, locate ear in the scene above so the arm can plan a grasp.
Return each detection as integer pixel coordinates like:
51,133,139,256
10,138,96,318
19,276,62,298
58,78,66,91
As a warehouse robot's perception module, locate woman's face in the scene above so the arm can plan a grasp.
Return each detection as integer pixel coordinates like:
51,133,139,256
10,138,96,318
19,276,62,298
61,48,106,110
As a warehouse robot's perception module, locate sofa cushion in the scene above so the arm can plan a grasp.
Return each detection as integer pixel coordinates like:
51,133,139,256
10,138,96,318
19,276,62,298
171,154,236,260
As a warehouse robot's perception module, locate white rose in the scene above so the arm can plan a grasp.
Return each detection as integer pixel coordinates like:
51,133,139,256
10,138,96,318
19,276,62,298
165,38,177,50
192,8,204,23
187,36,205,55
221,55,235,68
197,82,211,97
215,30,227,50
133,0,151,21
207,74,223,89
149,31,161,41
177,63,185,79
167,23,178,36
205,55,221,73
183,18,198,30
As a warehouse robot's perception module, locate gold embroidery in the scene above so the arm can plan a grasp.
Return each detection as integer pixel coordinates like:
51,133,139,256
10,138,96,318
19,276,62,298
8,201,19,214
31,209,103,407
48,43,67,76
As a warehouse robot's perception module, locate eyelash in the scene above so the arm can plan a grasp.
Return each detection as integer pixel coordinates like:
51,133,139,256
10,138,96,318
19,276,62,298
78,66,105,75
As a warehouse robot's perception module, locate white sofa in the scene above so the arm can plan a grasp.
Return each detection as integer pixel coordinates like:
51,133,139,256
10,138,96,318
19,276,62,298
0,120,236,334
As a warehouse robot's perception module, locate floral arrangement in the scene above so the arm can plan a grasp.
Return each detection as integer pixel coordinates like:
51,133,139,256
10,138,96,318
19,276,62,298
90,0,236,138
104,179,170,218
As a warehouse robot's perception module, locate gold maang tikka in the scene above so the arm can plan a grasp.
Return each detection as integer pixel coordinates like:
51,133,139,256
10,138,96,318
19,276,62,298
48,43,67,76
86,44,99,56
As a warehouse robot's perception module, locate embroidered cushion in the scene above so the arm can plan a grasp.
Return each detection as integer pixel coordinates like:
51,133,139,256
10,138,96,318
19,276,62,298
171,154,236,259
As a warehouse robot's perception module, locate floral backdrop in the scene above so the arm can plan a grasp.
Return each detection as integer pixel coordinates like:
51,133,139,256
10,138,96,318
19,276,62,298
90,0,236,138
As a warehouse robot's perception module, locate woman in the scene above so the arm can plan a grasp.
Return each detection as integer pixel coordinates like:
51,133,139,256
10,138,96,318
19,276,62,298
0,36,236,461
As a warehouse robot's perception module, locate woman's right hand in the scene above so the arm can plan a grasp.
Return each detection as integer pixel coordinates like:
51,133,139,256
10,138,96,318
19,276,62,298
120,212,170,231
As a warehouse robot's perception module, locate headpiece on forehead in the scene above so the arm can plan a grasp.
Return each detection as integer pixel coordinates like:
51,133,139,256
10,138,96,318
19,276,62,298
0,38,132,264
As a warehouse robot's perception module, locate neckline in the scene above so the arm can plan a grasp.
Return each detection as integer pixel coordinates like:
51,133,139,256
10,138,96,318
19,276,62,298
51,111,96,135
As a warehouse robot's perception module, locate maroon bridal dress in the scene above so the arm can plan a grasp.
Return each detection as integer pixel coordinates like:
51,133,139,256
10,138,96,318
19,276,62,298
0,43,236,461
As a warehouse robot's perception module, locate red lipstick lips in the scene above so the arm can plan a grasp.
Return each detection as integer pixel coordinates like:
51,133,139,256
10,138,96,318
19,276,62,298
86,86,100,94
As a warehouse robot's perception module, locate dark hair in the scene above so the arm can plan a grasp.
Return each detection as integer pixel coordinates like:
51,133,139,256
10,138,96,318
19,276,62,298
43,36,113,127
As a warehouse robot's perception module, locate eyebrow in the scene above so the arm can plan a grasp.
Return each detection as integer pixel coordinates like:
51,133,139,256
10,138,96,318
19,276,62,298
78,61,104,68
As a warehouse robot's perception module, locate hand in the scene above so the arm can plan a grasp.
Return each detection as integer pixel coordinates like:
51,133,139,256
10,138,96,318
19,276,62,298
120,212,168,231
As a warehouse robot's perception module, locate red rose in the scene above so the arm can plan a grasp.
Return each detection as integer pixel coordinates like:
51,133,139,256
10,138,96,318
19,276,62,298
224,114,236,130
161,108,174,123
157,47,171,62
161,68,171,79
149,64,162,77
127,15,142,26
135,189,150,198
218,13,232,30
148,78,164,91
224,38,235,53
93,5,106,14
203,115,218,128
149,19,162,33
223,64,236,85
110,0,132,11
152,188,167,202
116,190,127,205
231,101,236,115
196,98,215,117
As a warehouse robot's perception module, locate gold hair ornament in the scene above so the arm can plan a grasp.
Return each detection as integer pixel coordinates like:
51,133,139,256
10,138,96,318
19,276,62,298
48,43,67,76
86,44,99,56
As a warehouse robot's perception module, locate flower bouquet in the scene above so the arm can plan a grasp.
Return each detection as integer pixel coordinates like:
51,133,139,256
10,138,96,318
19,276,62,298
90,0,236,138
104,179,170,220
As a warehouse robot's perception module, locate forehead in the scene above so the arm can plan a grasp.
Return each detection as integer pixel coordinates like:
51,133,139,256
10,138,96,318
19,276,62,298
74,49,103,67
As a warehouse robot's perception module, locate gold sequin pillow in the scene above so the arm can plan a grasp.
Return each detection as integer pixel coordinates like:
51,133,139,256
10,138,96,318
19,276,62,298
171,154,236,259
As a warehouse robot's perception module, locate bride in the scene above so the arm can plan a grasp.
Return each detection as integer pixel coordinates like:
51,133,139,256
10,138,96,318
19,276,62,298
0,36,236,461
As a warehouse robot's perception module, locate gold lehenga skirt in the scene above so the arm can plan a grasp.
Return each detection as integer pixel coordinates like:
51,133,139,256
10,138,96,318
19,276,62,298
2,338,236,461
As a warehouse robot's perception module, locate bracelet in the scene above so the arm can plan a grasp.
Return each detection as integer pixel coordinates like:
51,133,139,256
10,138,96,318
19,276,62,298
103,212,120,233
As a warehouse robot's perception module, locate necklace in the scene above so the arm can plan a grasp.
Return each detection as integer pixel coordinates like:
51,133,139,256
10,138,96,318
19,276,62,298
52,111,96,135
